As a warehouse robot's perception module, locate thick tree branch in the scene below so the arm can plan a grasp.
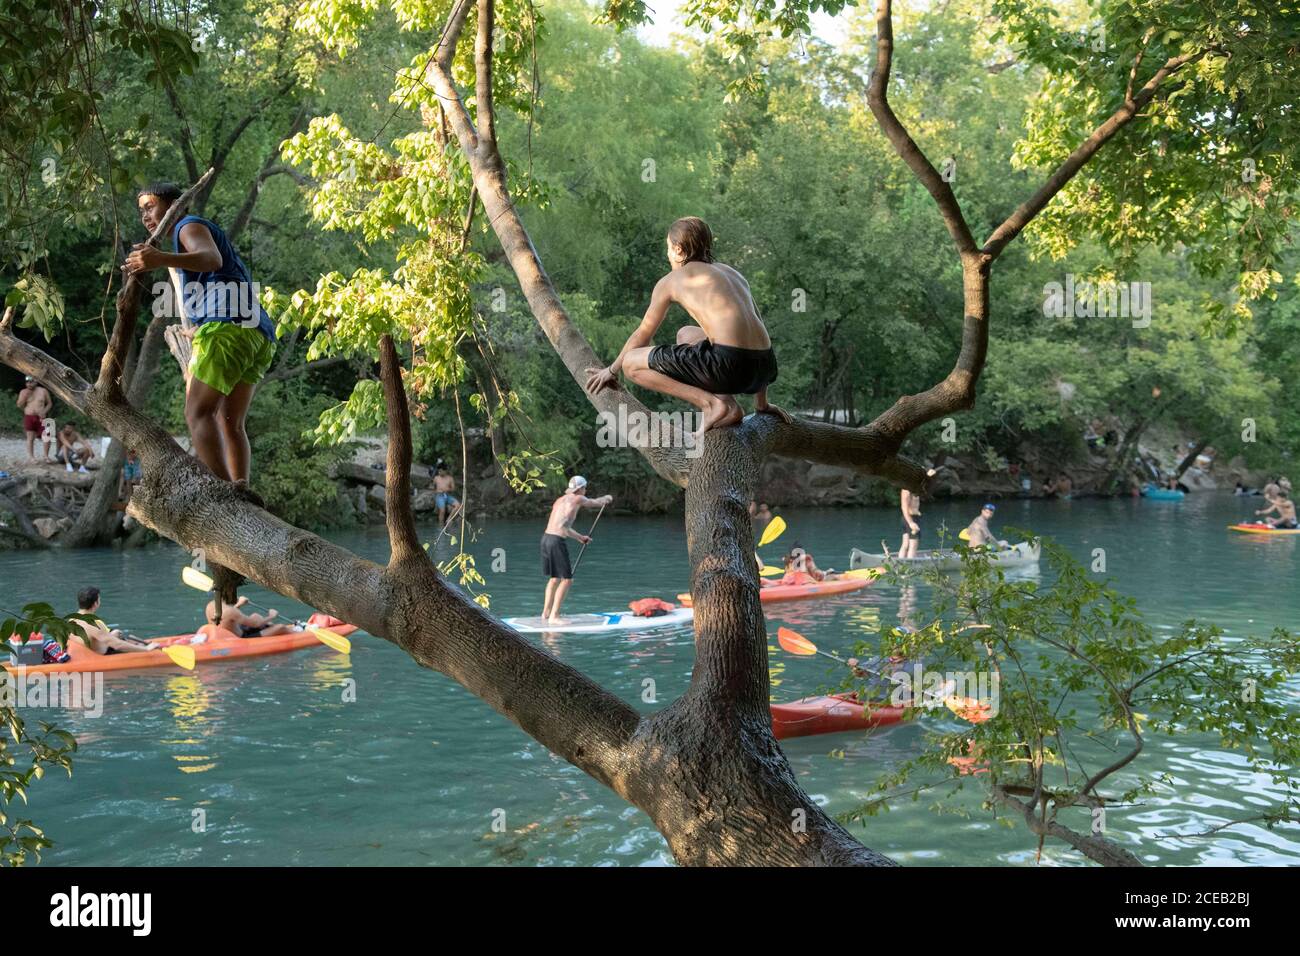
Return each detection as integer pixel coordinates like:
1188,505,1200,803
424,19,689,485
994,787,1143,867
982,48,1211,260
431,0,480,152
866,0,977,255
0,324,643,792
378,334,426,568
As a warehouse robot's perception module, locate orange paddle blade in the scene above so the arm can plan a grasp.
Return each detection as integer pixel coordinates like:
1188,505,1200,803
945,695,993,724
776,626,818,656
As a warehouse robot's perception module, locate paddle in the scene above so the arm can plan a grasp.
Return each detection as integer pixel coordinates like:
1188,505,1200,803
841,565,885,580
757,515,786,548
180,567,351,654
570,501,607,576
775,626,889,679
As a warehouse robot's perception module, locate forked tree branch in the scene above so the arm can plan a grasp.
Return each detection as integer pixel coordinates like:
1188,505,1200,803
866,0,977,256
982,48,1211,260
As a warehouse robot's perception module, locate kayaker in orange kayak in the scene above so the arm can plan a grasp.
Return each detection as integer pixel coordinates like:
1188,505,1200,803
205,596,295,638
72,587,158,654
773,546,838,586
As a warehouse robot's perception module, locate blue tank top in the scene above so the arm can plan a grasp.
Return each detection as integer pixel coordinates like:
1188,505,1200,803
171,215,276,342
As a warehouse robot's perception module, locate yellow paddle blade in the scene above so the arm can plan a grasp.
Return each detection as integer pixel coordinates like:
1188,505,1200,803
163,644,196,670
311,626,352,655
757,515,786,548
958,528,971,541
842,565,885,580
182,566,215,592
759,565,785,577
776,626,817,656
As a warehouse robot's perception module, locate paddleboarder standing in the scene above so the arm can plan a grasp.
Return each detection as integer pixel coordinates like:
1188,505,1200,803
540,476,612,624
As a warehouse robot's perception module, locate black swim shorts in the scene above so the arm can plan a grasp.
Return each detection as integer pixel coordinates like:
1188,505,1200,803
902,519,921,537
647,341,778,395
541,533,573,579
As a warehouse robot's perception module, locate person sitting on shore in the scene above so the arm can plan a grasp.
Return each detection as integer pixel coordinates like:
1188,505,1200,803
56,423,95,473
433,461,461,528
1257,489,1298,529
964,504,1008,550
72,587,157,655
205,596,295,638
1042,473,1073,497
584,216,787,433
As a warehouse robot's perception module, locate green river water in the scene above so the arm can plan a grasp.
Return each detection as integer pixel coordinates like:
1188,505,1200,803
2,493,1297,866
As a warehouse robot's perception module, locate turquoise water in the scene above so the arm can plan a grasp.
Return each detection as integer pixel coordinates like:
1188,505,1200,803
2,493,1297,866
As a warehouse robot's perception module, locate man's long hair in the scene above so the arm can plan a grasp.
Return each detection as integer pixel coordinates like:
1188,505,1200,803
668,216,715,264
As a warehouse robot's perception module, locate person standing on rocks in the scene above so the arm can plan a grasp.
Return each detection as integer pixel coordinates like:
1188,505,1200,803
16,375,53,464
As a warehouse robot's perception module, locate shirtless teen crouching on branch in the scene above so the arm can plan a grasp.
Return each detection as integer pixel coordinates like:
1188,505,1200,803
540,476,612,624
585,217,788,433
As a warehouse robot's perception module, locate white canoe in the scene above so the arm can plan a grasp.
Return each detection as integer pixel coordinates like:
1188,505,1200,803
849,540,1041,572
504,607,695,634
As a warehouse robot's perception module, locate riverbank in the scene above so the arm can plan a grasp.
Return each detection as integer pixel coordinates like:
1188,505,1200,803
1,421,1275,547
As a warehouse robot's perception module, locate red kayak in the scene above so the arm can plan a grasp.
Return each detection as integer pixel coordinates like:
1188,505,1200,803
679,575,874,607
770,693,906,739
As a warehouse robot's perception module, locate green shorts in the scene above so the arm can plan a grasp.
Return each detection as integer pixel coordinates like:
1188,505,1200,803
189,322,274,395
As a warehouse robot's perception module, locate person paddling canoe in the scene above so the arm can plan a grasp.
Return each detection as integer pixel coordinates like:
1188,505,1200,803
540,476,612,624
964,503,1008,549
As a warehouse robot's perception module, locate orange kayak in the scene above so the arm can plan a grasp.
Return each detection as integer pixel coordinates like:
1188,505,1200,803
5,614,356,675
1228,522,1300,536
770,693,906,739
679,576,874,607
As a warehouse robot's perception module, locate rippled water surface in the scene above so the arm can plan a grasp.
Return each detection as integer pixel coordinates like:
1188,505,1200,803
2,492,1297,865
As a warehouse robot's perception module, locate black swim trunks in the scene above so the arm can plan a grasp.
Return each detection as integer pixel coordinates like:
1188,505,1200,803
541,533,573,579
902,518,921,537
237,623,268,639
647,340,778,395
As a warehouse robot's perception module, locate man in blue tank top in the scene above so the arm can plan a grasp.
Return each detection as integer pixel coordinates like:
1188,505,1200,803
123,183,276,488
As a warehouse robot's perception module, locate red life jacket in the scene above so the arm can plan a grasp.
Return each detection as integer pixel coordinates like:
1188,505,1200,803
628,598,675,617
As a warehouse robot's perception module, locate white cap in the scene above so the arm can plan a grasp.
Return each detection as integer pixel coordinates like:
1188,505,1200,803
567,475,588,494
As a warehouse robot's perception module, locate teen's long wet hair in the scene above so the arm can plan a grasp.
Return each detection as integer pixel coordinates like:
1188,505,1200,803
668,216,714,264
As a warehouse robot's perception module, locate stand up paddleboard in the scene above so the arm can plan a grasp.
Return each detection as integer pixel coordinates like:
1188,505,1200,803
505,607,695,634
